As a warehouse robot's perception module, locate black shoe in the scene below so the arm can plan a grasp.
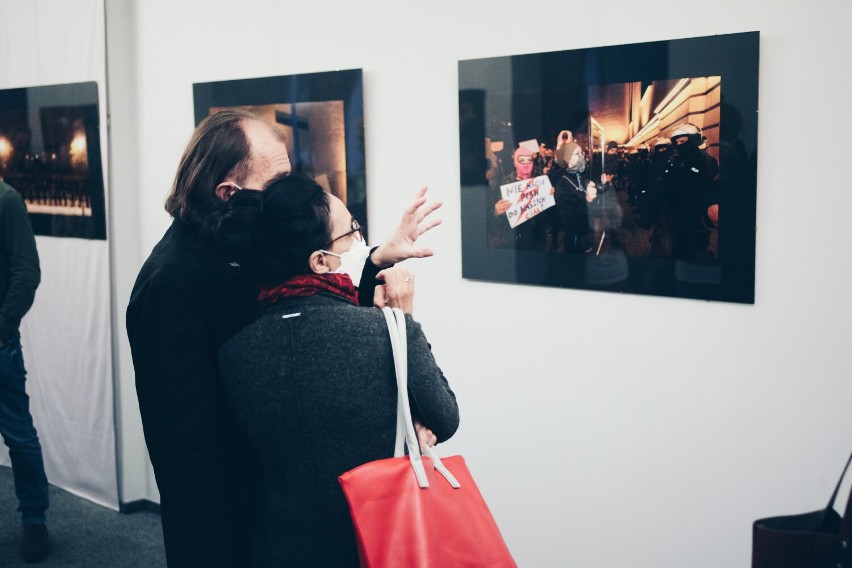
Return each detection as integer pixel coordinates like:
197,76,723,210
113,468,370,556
21,523,51,563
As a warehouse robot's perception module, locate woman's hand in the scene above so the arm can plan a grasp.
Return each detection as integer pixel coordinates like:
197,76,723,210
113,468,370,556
373,267,414,314
414,421,437,452
494,199,512,215
370,187,442,268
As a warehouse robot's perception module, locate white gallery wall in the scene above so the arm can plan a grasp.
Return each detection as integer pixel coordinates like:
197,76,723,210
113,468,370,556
103,0,852,566
0,0,118,509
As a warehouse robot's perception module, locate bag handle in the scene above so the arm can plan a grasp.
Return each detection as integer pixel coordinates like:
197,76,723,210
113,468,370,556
821,451,852,539
382,307,460,490
844,483,852,542
382,307,427,487
838,452,852,540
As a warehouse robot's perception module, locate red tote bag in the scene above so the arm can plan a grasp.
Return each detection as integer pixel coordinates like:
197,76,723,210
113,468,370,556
339,307,517,568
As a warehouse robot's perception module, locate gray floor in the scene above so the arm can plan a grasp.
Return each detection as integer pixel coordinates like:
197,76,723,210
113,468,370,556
0,466,166,567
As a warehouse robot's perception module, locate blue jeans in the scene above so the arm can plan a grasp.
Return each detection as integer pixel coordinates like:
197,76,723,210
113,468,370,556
0,337,49,524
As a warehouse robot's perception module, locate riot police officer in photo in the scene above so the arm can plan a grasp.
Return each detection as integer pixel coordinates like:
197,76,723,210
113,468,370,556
661,123,719,261
628,143,654,209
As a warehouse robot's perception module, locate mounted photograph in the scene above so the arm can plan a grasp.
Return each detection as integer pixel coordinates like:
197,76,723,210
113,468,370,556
459,32,758,303
0,82,106,240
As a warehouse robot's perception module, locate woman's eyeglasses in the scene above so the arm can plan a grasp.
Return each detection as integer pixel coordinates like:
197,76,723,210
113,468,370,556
324,219,363,250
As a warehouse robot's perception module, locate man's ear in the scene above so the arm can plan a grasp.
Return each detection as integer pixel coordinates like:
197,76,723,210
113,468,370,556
215,182,239,202
308,250,331,274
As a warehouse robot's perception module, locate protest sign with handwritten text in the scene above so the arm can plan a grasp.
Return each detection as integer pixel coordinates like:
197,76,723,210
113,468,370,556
500,175,555,228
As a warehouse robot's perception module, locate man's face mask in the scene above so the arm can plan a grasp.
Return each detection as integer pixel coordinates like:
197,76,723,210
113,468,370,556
673,133,701,155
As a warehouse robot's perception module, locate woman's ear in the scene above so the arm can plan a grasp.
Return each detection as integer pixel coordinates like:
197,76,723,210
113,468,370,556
308,250,331,274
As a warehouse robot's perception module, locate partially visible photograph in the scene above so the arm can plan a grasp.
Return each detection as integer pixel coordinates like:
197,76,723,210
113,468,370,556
459,33,758,303
194,70,367,239
0,82,106,239
209,102,348,204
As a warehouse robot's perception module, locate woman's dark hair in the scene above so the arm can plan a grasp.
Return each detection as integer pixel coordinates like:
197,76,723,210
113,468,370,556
165,109,258,228
216,174,332,284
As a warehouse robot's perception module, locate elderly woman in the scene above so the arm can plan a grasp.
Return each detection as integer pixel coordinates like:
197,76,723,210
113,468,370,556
217,174,459,567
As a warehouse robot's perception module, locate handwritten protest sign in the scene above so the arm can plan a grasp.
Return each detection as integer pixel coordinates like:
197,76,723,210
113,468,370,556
500,175,555,228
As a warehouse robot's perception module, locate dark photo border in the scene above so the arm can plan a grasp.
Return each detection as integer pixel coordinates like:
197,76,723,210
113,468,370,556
459,32,758,303
193,69,368,241
0,82,106,240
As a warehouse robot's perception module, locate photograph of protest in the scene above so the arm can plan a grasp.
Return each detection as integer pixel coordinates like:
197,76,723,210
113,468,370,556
0,82,106,239
194,69,368,239
459,32,758,303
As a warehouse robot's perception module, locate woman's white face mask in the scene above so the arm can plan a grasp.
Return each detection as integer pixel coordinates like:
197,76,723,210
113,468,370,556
320,236,370,287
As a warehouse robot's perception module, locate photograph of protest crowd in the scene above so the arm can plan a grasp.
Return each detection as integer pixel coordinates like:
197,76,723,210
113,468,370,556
194,69,368,239
0,82,106,239
484,76,722,260
459,32,758,303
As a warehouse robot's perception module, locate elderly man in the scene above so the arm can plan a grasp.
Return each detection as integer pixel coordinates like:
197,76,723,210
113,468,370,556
127,110,440,566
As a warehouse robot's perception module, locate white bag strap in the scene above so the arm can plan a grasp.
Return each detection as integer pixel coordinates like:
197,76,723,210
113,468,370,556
423,444,461,488
382,307,460,489
385,308,407,459
383,307,429,488
392,317,408,459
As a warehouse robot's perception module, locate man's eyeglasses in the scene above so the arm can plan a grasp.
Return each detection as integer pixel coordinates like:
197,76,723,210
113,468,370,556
323,219,363,250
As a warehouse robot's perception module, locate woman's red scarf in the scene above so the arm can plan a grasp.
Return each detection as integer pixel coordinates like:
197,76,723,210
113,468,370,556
257,273,358,306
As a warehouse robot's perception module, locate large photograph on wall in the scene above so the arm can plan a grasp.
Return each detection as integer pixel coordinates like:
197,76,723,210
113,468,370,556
0,82,106,240
459,32,758,303
194,69,369,240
